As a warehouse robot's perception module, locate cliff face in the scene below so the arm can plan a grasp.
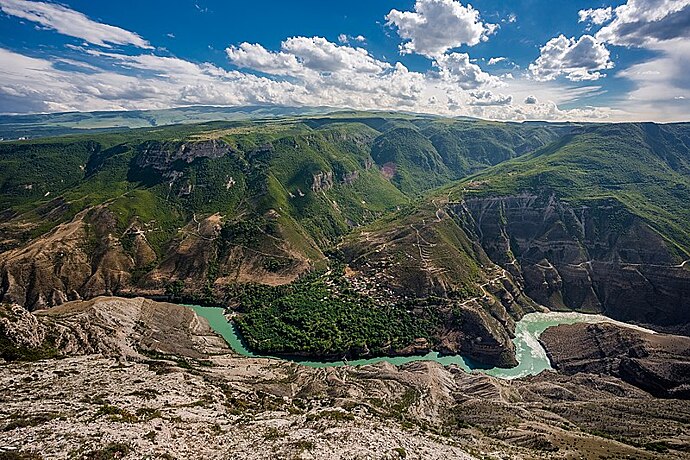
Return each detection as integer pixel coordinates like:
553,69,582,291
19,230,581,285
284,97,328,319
0,208,315,311
135,139,233,173
0,296,228,361
455,194,690,331
0,208,134,310
311,171,334,192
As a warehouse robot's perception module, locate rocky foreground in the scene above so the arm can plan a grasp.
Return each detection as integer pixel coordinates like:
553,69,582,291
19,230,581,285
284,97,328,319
2,297,690,459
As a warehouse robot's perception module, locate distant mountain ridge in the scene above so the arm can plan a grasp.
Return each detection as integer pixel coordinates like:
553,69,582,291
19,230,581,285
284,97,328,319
0,105,343,140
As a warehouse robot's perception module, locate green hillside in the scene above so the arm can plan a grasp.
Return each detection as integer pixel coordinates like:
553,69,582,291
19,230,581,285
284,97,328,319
452,123,690,252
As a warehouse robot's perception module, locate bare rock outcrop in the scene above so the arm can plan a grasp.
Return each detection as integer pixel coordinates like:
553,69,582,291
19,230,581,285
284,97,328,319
1,296,228,361
540,322,690,398
136,139,232,173
311,171,334,192
2,297,690,459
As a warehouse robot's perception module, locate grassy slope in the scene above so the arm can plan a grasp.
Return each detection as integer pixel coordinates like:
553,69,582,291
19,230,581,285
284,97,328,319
450,123,690,252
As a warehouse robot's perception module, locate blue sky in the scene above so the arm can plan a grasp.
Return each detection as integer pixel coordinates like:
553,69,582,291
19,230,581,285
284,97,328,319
0,0,688,121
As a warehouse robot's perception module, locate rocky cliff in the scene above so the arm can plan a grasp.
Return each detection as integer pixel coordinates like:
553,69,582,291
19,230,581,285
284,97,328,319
0,297,228,361
0,207,134,310
0,207,315,311
455,193,690,332
135,139,233,173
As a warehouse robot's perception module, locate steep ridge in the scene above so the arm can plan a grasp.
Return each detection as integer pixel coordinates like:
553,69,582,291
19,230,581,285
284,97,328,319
454,194,690,329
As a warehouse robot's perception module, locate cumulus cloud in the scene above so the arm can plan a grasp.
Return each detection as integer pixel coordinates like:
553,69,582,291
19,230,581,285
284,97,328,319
385,0,497,57
470,101,616,122
596,0,690,47
281,37,387,73
524,95,538,104
227,37,389,76
578,7,613,25
226,42,304,76
433,52,500,89
0,46,310,112
337,34,366,44
0,1,627,121
529,34,613,81
468,90,512,106
1,40,617,122
0,0,151,48
581,0,690,121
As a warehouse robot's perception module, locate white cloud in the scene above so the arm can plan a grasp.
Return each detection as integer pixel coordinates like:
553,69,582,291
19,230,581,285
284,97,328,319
385,0,497,57
281,37,388,73
0,3,634,122
487,56,507,65
337,34,365,45
0,41,620,122
578,7,613,25
433,52,500,89
596,0,690,46
583,0,690,121
227,37,389,76
616,40,690,121
0,0,151,48
529,34,613,81
470,101,616,122
226,42,304,76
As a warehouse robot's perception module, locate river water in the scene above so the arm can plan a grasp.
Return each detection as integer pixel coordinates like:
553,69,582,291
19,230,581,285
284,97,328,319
190,306,655,380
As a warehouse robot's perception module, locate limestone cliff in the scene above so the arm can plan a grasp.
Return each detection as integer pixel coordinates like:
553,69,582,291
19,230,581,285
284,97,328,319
135,139,233,173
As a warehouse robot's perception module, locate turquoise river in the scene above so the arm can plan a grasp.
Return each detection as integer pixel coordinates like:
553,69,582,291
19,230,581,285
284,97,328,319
190,306,655,380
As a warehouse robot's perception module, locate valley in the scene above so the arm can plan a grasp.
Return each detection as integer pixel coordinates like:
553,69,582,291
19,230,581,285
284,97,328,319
1,111,689,459
2,114,689,363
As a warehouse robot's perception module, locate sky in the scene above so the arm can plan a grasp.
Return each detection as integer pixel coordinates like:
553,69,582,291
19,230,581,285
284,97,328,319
0,0,688,121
